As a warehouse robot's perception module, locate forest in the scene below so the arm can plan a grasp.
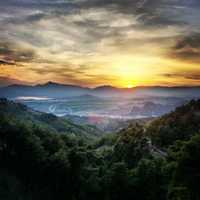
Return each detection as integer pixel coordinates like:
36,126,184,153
0,98,200,200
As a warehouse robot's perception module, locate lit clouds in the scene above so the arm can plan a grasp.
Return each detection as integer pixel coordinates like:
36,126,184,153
0,0,200,87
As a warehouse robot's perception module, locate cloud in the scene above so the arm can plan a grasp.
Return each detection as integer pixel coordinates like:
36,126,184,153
162,71,200,81
0,0,200,86
0,59,15,66
0,42,36,63
78,0,190,27
0,76,30,87
0,0,193,58
25,61,121,87
169,33,200,62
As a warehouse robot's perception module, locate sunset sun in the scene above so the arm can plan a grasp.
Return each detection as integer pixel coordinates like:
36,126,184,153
126,84,134,88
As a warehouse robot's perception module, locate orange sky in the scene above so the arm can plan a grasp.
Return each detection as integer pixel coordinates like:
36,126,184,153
0,0,200,87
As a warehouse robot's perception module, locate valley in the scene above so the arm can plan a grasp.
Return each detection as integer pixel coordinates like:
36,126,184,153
1,98,200,200
1,83,200,200
12,93,188,132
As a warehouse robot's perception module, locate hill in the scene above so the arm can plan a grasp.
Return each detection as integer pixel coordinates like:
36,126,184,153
112,99,200,166
0,98,102,140
146,99,200,147
1,99,200,199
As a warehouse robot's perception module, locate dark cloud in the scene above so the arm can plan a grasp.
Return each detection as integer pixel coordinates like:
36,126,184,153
0,76,30,87
0,59,15,66
4,12,47,25
27,62,119,86
169,33,200,62
58,72,120,87
0,0,76,8
28,62,97,76
26,12,46,22
78,0,189,27
0,42,36,63
0,0,191,28
162,72,200,81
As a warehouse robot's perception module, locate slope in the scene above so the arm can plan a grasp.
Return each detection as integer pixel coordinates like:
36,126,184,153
0,98,102,140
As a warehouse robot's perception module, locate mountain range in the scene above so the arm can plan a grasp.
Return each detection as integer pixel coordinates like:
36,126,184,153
1,81,200,98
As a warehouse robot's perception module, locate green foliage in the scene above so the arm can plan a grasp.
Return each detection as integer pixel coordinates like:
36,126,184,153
113,123,152,168
133,158,167,200
0,99,102,140
146,100,200,147
168,134,200,200
1,99,200,200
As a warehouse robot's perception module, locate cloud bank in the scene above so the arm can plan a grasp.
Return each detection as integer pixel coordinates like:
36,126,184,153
0,0,200,86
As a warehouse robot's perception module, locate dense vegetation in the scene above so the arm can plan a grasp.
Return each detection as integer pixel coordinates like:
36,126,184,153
147,99,200,147
1,99,200,200
0,98,102,140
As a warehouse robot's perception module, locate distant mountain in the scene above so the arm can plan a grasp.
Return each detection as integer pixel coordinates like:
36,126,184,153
0,98,102,139
93,85,119,91
0,82,90,98
1,81,200,98
36,81,87,89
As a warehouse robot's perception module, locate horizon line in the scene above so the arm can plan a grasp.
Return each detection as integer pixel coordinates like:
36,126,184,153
2,81,200,89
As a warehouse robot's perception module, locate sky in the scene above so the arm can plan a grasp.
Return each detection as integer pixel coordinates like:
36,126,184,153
0,0,200,88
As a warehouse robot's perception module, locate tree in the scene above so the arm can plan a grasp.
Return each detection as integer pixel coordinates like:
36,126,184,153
170,134,200,200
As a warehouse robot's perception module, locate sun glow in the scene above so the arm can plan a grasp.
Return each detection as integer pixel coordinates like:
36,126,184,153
126,84,134,88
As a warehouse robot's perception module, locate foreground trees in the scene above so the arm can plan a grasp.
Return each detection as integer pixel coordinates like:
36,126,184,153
1,99,200,200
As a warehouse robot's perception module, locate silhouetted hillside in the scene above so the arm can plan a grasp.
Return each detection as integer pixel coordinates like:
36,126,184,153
0,98,102,139
1,99,200,200
146,99,200,147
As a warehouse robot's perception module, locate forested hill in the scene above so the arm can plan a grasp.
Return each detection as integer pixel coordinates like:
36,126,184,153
146,99,200,148
1,99,200,199
0,98,102,140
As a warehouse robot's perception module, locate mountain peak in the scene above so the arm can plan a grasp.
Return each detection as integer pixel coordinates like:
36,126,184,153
43,81,60,86
35,81,68,88
94,85,117,90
